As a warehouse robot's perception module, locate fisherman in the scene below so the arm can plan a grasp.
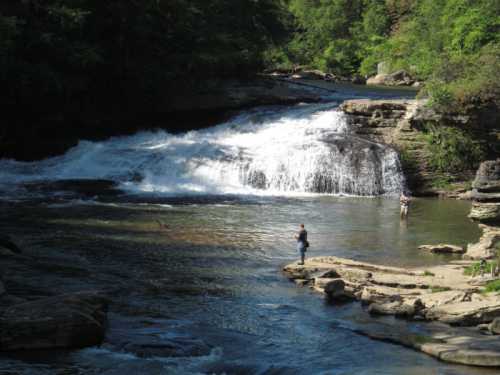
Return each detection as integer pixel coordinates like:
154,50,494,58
294,224,309,265
400,192,411,218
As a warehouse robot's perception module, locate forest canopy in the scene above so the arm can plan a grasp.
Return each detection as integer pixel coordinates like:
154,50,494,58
1,0,499,156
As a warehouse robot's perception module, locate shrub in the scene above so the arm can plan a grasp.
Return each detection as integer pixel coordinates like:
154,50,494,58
423,124,485,173
484,279,500,294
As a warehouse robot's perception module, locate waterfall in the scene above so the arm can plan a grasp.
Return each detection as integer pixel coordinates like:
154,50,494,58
0,103,405,197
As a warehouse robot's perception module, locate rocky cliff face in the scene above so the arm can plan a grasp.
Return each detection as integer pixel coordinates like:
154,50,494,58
340,99,498,194
464,159,500,260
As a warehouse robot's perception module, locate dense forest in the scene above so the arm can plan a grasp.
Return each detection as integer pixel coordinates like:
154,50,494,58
1,0,499,159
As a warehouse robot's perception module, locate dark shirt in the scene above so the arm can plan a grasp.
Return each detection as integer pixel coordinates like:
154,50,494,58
298,229,307,243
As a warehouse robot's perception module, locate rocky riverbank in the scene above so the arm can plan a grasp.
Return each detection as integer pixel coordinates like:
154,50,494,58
464,159,500,260
283,256,500,366
283,160,500,367
339,99,500,196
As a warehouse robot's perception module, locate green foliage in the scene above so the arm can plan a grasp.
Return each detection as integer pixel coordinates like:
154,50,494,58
430,286,451,293
423,124,485,173
423,270,435,276
1,0,290,156
464,261,497,276
430,176,454,190
484,279,500,294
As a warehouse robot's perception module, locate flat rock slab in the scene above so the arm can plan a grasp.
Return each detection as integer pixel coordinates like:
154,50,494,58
353,321,500,367
0,291,108,351
419,244,465,254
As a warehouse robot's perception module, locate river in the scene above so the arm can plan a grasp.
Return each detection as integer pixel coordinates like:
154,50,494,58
0,85,494,374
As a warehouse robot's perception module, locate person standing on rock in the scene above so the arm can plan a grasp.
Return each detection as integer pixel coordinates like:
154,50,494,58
400,192,411,218
294,224,308,265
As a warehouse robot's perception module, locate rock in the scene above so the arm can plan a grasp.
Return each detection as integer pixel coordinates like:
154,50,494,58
0,291,108,351
472,159,500,193
468,202,500,223
368,300,417,317
418,291,467,310
0,235,22,254
418,244,465,254
366,70,414,86
424,297,500,326
0,280,4,296
323,279,346,299
412,81,424,88
489,317,500,334
464,224,500,260
354,321,500,367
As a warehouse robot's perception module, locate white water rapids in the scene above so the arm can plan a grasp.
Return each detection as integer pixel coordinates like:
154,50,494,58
0,103,405,197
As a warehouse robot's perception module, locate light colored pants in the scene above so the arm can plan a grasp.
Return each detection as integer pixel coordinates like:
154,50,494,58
400,204,409,217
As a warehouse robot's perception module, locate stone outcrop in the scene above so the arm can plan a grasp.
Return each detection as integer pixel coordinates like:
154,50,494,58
464,160,500,259
0,292,108,351
419,244,465,254
353,321,500,367
340,100,498,194
284,256,500,367
366,70,415,86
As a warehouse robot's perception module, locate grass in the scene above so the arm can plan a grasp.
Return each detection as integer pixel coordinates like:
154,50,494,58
430,286,451,293
463,261,496,276
483,280,500,294
423,270,435,276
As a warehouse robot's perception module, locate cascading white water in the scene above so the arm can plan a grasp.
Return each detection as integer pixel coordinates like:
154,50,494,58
0,103,405,197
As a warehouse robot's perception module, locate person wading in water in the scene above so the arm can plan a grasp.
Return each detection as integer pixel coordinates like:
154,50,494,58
294,224,308,265
400,192,411,219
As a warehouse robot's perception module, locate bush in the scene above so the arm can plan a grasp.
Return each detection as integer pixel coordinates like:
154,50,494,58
423,124,485,173
484,279,500,294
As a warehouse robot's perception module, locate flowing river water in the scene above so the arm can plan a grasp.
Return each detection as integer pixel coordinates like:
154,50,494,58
0,85,494,374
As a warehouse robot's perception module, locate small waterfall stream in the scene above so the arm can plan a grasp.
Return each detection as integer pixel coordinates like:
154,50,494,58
0,102,404,197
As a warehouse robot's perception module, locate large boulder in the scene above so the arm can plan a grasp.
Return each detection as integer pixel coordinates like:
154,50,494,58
469,202,500,223
366,70,414,86
472,160,500,193
424,297,500,326
0,291,108,351
419,244,465,254
464,224,500,260
324,279,346,299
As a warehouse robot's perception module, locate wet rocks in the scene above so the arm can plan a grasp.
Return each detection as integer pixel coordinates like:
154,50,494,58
323,279,346,299
284,256,500,367
418,244,465,254
354,321,500,367
0,291,108,351
283,256,499,326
